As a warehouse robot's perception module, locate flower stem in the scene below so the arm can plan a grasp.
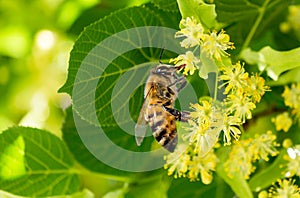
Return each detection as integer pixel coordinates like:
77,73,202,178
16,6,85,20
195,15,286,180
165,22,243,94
241,0,271,50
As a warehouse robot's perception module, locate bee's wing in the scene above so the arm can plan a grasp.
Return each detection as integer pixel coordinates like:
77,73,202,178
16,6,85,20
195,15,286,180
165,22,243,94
135,86,153,146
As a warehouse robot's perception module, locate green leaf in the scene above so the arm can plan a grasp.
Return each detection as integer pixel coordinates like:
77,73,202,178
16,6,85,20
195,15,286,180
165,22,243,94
215,0,291,51
103,188,125,198
151,0,179,12
0,135,26,180
125,175,170,198
168,175,234,198
47,188,94,198
267,67,300,86
216,147,253,198
242,114,276,139
176,0,220,29
241,47,300,80
0,189,94,198
248,150,286,192
62,107,136,177
62,106,171,185
0,127,80,197
68,0,152,35
215,0,259,24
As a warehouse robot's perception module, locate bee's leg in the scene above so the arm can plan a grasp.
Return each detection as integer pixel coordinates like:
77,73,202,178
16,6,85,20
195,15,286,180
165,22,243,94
180,111,190,122
163,106,190,122
176,77,187,92
167,76,187,92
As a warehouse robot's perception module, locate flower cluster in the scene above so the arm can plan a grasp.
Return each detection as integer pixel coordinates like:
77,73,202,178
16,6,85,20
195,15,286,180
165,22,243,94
165,17,270,184
164,144,218,184
224,131,279,179
220,62,270,123
170,17,234,76
214,62,269,146
268,179,300,198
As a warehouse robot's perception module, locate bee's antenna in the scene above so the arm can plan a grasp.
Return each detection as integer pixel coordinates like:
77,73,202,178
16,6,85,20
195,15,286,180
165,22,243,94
159,47,165,64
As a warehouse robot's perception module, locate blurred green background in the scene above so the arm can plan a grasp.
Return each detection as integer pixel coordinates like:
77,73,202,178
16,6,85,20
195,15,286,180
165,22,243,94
0,0,146,135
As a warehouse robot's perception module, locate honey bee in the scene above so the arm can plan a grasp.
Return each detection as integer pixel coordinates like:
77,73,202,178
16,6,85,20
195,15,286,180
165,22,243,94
135,63,190,152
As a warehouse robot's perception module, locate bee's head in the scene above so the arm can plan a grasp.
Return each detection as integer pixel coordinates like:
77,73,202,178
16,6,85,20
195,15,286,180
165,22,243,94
152,64,186,75
152,64,173,75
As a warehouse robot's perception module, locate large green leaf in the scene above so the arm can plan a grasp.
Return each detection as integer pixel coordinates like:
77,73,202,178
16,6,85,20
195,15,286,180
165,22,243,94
59,3,201,173
63,106,171,185
59,4,188,126
62,107,138,177
63,107,173,196
0,127,80,197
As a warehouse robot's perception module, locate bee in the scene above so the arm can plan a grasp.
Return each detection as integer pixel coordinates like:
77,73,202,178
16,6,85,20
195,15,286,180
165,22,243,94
135,63,190,152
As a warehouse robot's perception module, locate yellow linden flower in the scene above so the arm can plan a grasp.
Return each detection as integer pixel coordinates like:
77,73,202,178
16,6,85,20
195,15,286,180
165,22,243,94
164,144,190,178
245,74,270,103
224,140,255,179
189,100,212,125
258,190,268,198
164,144,218,184
284,145,300,177
201,29,235,60
282,83,300,109
188,151,218,184
183,101,222,156
221,114,242,145
282,83,300,124
185,121,221,157
225,133,279,180
292,108,300,124
280,5,300,37
170,51,200,75
269,179,300,198
288,6,300,31
248,131,279,161
272,112,293,132
219,62,249,95
283,139,293,148
226,94,256,123
175,17,204,48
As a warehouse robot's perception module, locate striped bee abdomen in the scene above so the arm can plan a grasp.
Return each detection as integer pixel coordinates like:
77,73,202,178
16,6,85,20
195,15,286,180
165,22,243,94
149,110,178,152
